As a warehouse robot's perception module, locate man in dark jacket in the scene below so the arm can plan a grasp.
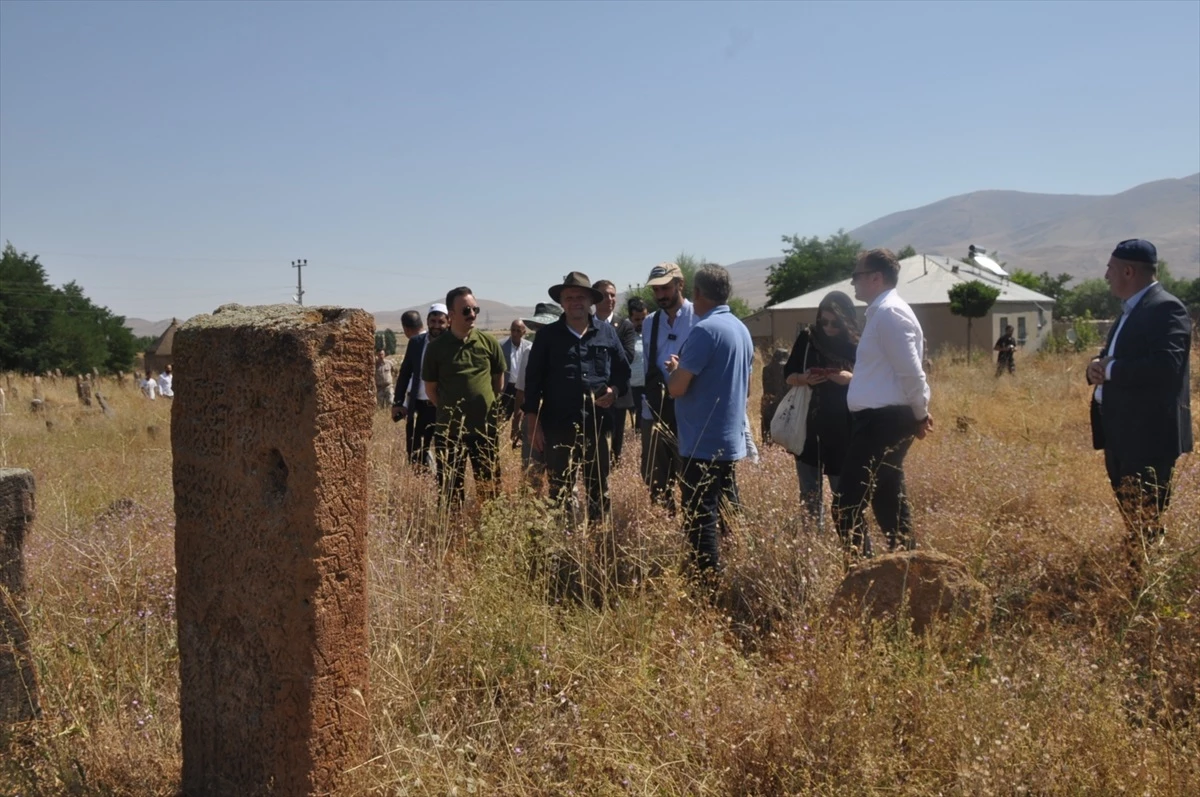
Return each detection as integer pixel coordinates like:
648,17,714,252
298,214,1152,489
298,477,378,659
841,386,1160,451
523,272,631,525
592,279,638,464
392,304,448,471
1087,239,1193,565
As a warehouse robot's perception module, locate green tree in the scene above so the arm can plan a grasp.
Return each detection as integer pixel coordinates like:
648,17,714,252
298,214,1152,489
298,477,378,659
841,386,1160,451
765,230,862,306
383,328,398,355
1009,269,1074,303
896,244,917,260
1059,278,1121,319
1157,261,1200,313
624,252,755,318
948,280,1001,362
0,242,137,373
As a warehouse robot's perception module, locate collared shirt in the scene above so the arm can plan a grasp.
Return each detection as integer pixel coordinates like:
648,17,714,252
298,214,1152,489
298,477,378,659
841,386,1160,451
640,299,695,418
629,336,645,388
522,315,631,434
422,328,507,434
501,336,532,388
846,288,930,418
675,305,753,461
1096,281,1157,403
416,337,431,400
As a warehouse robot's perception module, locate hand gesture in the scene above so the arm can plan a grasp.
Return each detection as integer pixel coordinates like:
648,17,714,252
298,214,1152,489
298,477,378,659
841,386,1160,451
593,386,615,409
916,414,934,440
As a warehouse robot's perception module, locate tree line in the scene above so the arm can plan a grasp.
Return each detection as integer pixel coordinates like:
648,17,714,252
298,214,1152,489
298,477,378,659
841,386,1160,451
1,243,138,374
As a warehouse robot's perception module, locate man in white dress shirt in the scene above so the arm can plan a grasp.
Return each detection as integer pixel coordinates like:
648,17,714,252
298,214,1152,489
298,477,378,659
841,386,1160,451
835,248,933,559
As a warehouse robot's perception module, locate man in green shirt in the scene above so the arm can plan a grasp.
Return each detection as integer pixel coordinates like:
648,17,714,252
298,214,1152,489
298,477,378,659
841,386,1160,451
422,285,507,507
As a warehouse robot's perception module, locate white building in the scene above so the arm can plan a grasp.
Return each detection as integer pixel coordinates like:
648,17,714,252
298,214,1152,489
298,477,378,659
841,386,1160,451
742,253,1056,354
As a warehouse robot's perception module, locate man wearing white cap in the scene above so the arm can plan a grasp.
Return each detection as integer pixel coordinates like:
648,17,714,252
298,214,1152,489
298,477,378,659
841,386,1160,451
640,262,695,512
393,303,448,471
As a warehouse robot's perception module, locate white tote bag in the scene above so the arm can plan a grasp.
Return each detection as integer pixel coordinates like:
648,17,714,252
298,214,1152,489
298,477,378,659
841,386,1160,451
770,343,811,455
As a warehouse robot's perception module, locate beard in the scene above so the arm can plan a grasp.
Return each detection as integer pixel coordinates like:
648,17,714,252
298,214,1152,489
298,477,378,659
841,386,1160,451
656,289,680,309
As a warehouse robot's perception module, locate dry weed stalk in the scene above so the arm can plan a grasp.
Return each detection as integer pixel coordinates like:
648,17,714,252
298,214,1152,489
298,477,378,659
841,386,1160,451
1,351,1197,795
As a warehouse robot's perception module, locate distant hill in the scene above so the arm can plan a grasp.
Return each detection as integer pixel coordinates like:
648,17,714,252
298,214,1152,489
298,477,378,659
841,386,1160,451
372,298,535,332
125,317,174,339
847,173,1200,281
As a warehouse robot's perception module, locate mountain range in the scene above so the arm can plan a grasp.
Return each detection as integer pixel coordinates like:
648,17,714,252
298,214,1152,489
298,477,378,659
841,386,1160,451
126,173,1199,336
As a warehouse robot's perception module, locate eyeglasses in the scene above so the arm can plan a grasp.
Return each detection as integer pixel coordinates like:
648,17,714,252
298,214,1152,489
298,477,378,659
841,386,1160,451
849,270,878,283
461,306,481,317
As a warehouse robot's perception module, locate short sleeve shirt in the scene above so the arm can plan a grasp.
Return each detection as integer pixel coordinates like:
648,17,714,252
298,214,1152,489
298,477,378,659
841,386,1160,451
422,329,506,435
675,305,753,461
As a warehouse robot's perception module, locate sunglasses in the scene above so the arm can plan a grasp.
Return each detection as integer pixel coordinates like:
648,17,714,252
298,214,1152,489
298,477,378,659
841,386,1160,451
461,306,481,317
818,318,842,329
849,270,878,283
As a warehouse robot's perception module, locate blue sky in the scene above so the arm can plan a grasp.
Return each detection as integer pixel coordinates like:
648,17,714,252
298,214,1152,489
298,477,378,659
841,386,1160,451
2,0,1198,320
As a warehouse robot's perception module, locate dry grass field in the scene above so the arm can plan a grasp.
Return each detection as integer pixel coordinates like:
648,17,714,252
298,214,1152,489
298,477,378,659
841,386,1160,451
2,348,1198,795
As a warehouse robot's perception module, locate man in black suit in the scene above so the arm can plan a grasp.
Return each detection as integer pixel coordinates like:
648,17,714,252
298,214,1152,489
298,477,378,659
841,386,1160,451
392,304,449,471
1087,239,1193,564
592,279,638,464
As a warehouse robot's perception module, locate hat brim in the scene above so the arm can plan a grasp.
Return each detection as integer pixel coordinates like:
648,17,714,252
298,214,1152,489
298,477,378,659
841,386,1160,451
523,313,561,329
645,274,681,287
548,285,604,305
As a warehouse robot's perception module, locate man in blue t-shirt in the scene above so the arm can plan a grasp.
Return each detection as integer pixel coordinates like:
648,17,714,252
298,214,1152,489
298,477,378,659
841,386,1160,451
665,264,753,576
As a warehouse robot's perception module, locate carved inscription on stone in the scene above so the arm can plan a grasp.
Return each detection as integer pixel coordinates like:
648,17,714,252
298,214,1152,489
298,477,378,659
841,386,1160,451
172,305,373,796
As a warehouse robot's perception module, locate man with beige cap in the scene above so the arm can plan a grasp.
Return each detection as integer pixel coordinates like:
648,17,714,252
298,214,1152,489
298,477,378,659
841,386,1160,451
640,262,695,512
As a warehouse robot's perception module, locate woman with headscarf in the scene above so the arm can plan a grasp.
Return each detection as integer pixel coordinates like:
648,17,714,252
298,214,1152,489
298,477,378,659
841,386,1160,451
782,290,860,530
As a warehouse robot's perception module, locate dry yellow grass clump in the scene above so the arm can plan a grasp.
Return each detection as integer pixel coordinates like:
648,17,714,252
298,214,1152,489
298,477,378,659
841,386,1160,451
2,349,1198,795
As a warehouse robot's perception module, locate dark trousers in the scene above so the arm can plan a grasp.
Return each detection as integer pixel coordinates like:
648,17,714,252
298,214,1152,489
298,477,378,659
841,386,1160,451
434,426,499,507
544,425,611,524
835,406,919,557
629,387,646,431
498,384,517,421
680,458,739,573
641,420,681,512
1104,449,1175,544
406,399,437,469
609,407,627,464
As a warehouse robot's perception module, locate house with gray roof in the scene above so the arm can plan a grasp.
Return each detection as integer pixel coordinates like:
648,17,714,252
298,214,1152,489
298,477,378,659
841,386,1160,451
742,253,1056,355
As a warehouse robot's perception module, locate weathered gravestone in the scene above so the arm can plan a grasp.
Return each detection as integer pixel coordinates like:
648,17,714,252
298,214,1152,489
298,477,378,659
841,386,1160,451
1,468,41,724
830,550,990,634
172,305,374,796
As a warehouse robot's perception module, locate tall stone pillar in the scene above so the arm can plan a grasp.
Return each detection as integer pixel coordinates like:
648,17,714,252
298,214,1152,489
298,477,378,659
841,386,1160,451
0,467,41,724
172,305,374,796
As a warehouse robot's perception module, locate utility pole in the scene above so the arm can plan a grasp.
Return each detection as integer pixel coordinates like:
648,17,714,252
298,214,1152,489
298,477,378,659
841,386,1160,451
292,259,307,306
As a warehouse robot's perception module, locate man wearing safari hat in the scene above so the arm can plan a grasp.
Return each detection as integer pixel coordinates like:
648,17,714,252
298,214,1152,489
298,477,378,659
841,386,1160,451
1087,239,1192,571
640,262,695,513
523,273,631,524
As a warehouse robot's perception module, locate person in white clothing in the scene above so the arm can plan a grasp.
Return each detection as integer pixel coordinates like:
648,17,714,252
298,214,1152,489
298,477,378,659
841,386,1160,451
835,248,933,559
140,370,159,400
157,364,174,398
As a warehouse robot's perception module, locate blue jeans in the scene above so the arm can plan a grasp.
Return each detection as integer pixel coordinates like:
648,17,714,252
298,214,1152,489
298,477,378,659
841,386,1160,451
795,458,839,533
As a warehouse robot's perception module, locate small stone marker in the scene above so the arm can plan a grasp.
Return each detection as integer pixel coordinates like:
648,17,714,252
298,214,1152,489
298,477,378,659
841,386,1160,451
172,304,374,796
830,550,990,634
95,392,114,418
0,468,41,724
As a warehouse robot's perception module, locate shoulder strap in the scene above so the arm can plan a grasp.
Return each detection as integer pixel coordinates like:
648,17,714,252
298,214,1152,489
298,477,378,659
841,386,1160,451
648,310,662,373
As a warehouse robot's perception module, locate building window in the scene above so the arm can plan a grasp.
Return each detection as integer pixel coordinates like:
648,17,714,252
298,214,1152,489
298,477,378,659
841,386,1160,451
999,316,1009,337
1017,316,1027,344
